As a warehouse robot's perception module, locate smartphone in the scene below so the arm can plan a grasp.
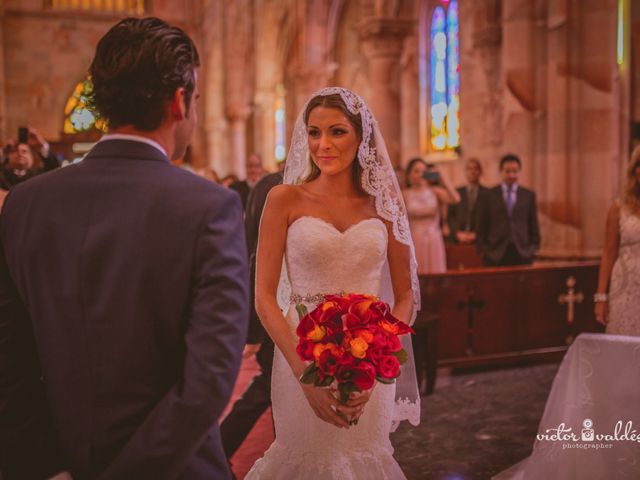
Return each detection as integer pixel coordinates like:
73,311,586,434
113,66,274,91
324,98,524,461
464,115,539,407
423,171,441,184
18,126,28,144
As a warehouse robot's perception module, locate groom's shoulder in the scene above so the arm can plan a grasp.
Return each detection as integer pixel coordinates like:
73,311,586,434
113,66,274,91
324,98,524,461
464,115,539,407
170,166,240,204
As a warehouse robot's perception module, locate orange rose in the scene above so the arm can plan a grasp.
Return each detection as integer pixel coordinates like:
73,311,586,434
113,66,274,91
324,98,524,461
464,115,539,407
306,324,326,342
356,329,374,344
349,337,369,359
313,342,340,360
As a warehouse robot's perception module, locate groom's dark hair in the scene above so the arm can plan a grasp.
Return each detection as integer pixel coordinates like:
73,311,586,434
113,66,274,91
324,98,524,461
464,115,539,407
89,17,200,131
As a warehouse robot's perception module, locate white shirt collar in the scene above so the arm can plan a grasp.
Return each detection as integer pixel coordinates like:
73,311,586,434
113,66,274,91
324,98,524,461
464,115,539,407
99,133,168,158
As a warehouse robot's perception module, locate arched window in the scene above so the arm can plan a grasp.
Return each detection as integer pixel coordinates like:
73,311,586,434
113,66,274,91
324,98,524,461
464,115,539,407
49,0,145,15
274,84,286,162
420,0,460,155
63,78,106,135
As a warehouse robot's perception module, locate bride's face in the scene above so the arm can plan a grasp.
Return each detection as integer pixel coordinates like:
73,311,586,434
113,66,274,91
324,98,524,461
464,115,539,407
307,106,359,177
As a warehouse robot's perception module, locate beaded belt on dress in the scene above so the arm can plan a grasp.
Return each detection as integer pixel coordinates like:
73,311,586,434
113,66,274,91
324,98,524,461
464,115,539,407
289,291,345,304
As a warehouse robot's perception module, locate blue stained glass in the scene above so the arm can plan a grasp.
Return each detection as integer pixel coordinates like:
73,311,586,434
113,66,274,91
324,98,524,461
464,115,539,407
446,0,459,105
430,7,447,112
427,2,460,151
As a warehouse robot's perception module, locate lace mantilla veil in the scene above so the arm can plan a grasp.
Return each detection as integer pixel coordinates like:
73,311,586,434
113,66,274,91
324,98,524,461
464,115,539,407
277,86,421,430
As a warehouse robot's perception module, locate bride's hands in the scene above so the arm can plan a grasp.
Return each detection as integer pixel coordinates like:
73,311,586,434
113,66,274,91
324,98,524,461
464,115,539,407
344,385,376,422
300,383,362,428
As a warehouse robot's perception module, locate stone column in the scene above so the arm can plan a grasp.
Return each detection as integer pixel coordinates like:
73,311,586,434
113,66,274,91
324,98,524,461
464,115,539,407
358,17,414,166
252,0,284,171
201,0,229,175
223,0,253,178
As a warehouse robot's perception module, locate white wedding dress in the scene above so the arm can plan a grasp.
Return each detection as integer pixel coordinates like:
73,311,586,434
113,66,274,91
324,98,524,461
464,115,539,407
245,215,407,480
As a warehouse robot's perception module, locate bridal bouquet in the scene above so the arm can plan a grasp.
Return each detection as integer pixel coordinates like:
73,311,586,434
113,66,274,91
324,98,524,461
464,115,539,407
295,293,414,409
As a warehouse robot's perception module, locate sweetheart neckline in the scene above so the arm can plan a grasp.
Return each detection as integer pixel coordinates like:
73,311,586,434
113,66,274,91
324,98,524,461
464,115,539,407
288,215,386,235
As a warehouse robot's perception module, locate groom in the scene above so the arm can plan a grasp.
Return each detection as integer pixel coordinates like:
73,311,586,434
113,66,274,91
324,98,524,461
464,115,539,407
0,17,248,480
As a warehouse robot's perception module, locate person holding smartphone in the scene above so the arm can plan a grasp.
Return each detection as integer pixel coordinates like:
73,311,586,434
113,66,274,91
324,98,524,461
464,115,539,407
1,126,59,191
402,157,460,274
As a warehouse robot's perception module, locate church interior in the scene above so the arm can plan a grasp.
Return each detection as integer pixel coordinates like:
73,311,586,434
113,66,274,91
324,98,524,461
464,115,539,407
2,0,639,479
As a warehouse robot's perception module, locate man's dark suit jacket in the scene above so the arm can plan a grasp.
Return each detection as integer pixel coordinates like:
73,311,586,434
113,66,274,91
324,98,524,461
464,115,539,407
447,184,488,241
0,140,249,480
244,172,282,345
475,184,541,265
229,180,250,210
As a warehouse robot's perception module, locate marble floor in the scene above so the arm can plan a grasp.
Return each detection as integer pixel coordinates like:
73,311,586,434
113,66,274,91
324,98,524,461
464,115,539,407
226,358,560,480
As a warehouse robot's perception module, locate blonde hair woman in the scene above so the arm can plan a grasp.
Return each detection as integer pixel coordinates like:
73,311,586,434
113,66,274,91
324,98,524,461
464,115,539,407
595,145,640,335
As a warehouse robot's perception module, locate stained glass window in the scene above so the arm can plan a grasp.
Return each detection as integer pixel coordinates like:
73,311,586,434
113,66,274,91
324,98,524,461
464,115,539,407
428,0,460,152
63,78,106,134
274,85,286,162
49,0,145,15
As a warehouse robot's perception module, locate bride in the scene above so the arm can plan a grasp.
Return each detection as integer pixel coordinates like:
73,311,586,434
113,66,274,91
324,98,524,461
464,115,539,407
246,87,420,479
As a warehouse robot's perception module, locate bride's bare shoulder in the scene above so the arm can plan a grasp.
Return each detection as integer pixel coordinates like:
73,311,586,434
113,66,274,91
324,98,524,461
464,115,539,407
266,184,304,204
264,184,306,222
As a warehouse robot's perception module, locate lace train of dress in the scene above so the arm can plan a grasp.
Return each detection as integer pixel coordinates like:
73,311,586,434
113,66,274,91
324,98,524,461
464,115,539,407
606,207,640,336
245,216,407,480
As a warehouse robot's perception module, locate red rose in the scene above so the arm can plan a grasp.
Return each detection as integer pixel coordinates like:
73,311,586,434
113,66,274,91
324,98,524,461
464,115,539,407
296,339,315,361
352,361,377,390
384,334,402,353
317,349,340,376
378,355,401,379
370,333,388,349
365,346,384,366
334,354,357,383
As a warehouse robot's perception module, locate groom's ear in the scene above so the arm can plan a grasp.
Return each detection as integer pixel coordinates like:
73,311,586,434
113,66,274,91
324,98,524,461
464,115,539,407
169,87,187,121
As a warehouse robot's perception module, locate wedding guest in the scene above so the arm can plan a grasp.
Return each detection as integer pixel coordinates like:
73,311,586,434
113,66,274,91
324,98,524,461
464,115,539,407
220,171,282,465
476,154,540,266
221,173,239,188
403,158,460,274
595,145,640,335
0,17,248,480
447,158,488,244
0,127,60,190
230,153,266,209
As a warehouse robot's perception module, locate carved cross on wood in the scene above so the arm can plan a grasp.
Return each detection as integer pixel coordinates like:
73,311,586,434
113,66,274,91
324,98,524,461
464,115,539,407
456,288,485,357
558,276,584,326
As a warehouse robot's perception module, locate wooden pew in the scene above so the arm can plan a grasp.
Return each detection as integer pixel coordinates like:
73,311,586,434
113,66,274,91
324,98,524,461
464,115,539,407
414,261,603,393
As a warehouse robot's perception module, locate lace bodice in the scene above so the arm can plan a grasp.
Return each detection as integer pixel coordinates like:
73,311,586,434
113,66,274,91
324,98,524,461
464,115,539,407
285,216,388,301
607,206,640,336
619,207,640,250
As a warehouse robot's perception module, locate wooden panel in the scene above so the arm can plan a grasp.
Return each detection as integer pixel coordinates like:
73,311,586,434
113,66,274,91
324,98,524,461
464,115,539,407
420,261,603,367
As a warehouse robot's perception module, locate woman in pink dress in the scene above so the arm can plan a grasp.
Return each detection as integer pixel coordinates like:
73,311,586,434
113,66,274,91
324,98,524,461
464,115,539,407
403,158,460,274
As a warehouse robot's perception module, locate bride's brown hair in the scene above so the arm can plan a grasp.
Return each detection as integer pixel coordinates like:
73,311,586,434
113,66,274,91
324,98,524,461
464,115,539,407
622,145,640,213
302,93,369,193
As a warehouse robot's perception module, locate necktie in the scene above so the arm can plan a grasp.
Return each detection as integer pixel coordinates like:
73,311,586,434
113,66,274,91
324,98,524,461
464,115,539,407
467,186,478,229
506,185,514,216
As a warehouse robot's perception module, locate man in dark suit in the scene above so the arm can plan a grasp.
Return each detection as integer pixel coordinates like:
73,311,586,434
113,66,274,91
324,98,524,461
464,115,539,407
229,153,265,209
447,158,488,244
0,18,248,480
476,154,541,266
220,171,282,463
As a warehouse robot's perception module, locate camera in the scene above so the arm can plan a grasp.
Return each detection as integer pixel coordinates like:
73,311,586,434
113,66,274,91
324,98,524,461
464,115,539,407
18,126,28,144
423,171,441,184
